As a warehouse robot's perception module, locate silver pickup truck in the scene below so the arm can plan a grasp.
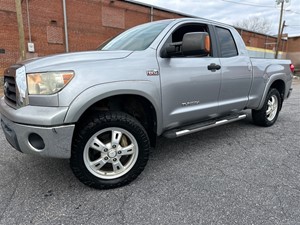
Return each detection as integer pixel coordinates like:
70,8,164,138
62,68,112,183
0,18,294,189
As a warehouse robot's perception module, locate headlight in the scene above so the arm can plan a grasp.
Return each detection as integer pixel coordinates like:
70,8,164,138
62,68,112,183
27,71,74,95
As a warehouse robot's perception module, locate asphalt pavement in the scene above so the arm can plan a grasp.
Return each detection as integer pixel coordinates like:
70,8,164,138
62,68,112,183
0,79,299,225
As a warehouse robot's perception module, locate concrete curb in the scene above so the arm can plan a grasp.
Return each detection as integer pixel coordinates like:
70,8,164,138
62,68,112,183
293,75,300,80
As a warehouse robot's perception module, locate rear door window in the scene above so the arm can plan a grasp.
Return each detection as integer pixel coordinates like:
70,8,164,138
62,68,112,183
216,27,238,57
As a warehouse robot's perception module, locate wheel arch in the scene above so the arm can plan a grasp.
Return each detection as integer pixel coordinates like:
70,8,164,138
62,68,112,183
64,83,161,147
257,76,286,110
269,79,285,110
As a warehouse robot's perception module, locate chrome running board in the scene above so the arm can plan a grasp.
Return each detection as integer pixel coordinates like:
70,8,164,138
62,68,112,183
163,114,247,138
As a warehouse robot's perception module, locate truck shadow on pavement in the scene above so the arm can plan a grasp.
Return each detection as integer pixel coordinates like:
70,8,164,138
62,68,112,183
8,112,257,188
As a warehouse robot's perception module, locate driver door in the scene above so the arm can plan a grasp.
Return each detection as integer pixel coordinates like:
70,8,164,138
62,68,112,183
157,23,222,130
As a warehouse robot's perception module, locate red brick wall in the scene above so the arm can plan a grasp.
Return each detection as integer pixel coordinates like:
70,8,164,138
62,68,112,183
0,1,18,75
288,36,300,53
287,36,300,69
24,0,66,56
236,29,279,51
0,0,16,12
0,0,186,74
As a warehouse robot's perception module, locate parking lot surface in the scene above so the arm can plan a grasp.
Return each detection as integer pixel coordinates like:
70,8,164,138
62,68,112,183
0,80,299,225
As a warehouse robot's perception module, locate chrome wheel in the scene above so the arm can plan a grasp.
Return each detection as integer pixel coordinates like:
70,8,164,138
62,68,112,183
252,88,281,127
266,95,278,121
83,127,138,180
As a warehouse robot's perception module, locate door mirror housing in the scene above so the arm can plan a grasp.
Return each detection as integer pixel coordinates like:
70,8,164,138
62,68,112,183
163,32,211,58
182,32,210,56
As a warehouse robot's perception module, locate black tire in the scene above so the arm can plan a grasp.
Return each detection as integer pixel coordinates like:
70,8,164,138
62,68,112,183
252,88,282,127
70,111,150,189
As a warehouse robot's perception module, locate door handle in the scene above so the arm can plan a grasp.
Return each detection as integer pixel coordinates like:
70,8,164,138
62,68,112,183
247,63,252,71
207,63,221,72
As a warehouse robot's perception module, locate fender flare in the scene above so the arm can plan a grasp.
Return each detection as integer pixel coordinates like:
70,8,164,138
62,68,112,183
63,81,163,134
257,73,286,110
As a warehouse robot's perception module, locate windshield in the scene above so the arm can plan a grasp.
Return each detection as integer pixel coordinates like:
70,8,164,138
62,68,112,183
98,20,171,51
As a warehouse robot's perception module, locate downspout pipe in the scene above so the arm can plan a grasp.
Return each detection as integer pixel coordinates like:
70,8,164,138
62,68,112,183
26,0,32,43
150,6,153,22
62,0,69,52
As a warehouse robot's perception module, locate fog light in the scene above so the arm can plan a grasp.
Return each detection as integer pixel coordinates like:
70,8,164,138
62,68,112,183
28,133,45,150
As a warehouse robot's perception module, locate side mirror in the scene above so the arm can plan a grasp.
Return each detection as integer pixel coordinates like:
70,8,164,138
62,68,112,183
163,42,182,58
182,32,210,56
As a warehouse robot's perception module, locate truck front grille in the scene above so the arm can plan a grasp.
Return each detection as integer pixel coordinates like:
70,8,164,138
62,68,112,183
2,65,22,108
3,65,28,108
4,75,17,106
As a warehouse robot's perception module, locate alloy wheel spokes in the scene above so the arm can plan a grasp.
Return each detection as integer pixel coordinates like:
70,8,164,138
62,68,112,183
90,157,107,170
83,127,139,179
266,95,278,121
111,130,123,147
119,144,135,156
90,137,107,153
112,159,125,172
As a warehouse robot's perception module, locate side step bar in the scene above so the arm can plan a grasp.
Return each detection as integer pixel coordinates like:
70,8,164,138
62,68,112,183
163,114,247,138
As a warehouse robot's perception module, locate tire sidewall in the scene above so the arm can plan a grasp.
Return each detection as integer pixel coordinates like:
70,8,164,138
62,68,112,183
261,89,281,126
71,112,150,189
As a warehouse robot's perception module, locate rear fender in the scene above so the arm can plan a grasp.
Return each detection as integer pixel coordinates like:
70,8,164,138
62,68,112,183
257,72,287,110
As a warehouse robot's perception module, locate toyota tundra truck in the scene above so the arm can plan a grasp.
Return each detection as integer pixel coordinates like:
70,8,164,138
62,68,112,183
0,18,294,189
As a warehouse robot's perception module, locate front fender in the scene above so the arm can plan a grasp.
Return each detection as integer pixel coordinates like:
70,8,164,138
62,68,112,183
64,80,163,134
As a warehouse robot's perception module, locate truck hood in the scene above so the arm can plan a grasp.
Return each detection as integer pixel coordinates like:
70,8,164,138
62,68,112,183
23,50,133,71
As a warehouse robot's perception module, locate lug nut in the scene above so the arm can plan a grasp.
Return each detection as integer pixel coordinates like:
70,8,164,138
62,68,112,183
104,149,108,152
113,158,117,161
112,145,116,148
104,157,108,160
118,151,122,154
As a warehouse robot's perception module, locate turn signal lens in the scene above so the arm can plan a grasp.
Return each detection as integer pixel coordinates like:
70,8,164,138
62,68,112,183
205,35,211,53
63,73,74,84
27,71,74,95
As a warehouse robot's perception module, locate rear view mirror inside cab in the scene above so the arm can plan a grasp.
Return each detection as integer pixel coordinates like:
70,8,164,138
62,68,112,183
164,32,211,57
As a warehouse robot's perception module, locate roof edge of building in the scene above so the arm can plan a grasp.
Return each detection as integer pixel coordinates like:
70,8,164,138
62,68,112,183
125,0,286,38
125,0,199,18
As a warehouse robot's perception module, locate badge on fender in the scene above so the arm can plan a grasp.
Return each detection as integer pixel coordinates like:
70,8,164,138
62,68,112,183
146,69,159,76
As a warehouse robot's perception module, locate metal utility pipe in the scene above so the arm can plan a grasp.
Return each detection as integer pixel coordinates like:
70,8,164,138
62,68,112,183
26,0,31,42
15,0,26,60
279,20,286,56
280,20,286,39
150,6,153,22
62,0,69,52
275,0,284,59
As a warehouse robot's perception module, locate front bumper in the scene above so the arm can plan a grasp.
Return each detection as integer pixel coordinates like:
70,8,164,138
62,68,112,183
1,115,75,159
0,96,68,126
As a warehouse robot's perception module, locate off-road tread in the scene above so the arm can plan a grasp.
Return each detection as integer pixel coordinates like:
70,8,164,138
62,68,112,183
70,111,150,189
252,88,281,127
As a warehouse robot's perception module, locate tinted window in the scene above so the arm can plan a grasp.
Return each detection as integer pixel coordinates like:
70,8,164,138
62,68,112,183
172,24,208,43
216,27,238,57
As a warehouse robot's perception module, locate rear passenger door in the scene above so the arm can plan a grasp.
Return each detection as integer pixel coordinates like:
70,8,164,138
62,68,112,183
215,26,252,114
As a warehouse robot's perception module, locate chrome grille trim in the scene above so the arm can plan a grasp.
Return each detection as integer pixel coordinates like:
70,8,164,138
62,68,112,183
3,64,27,109
4,71,17,108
